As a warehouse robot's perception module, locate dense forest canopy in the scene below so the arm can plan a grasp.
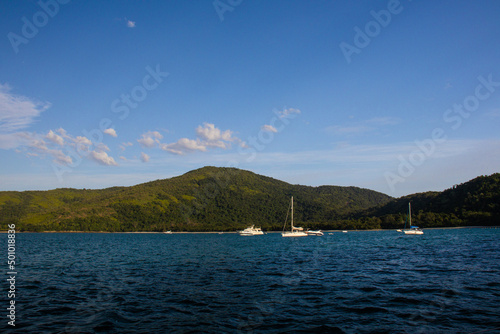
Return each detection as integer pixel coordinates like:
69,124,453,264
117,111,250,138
1,167,499,232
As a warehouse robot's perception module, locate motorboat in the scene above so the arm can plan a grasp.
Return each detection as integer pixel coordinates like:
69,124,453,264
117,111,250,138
306,230,324,236
239,225,264,236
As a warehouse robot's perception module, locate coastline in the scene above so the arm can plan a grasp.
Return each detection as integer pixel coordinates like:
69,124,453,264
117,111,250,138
1,226,498,233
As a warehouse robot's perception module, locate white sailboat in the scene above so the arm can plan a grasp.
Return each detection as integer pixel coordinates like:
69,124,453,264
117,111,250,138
403,202,423,235
282,196,308,237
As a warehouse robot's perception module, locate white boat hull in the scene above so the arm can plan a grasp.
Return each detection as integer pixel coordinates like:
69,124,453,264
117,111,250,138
404,229,423,235
282,231,309,237
239,231,264,236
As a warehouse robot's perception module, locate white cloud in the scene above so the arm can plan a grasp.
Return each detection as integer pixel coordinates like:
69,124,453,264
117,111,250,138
197,122,240,149
126,20,136,28
99,143,111,151
15,132,73,166
51,149,73,165
140,152,150,163
2,126,120,167
46,130,64,145
75,135,92,146
326,125,372,135
0,132,30,149
366,117,400,125
90,150,118,166
120,142,133,151
277,107,301,119
138,131,163,148
56,128,68,137
261,124,278,133
196,123,232,142
161,138,207,155
138,137,156,148
0,83,51,132
70,135,92,154
326,116,400,136
161,123,243,155
104,128,117,137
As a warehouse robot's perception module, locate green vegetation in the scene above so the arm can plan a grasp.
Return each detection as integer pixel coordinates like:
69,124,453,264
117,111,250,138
0,167,499,232
364,173,500,229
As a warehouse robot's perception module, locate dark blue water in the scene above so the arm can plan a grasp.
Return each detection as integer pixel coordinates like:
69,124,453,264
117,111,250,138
4,228,500,333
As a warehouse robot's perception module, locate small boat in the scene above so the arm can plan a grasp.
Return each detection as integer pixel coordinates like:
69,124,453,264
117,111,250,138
342,231,348,233
403,202,423,235
164,231,172,234
238,225,264,236
397,229,402,232
404,227,423,235
282,196,308,237
307,230,324,236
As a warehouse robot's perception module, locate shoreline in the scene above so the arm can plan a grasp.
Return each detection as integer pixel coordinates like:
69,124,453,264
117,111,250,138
1,226,499,233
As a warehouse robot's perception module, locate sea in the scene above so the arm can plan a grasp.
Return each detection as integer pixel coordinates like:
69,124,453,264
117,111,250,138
4,228,500,333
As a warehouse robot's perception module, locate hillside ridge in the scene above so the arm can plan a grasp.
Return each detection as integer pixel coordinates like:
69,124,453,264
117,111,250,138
1,167,498,231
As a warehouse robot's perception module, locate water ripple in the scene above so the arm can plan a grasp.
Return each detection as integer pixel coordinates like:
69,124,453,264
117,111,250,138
6,228,500,333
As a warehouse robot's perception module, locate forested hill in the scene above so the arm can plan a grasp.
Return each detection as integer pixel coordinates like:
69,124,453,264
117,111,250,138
365,173,500,228
0,167,391,232
1,168,498,232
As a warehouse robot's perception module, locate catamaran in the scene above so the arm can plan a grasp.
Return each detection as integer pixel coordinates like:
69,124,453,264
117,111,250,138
238,225,264,236
282,196,308,237
403,202,423,235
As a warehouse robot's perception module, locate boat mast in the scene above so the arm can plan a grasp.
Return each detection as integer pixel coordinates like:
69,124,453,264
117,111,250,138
409,202,411,227
291,196,294,230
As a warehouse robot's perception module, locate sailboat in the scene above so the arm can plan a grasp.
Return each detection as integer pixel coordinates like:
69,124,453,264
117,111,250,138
282,196,308,237
403,202,423,235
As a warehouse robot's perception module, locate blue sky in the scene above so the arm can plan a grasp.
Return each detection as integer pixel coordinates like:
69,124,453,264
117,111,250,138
1,0,499,197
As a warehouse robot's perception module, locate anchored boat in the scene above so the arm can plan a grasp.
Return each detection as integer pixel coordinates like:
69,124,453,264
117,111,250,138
403,202,423,235
282,196,308,237
238,225,264,236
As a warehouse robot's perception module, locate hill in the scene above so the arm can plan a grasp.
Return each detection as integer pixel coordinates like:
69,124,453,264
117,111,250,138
365,173,500,228
0,167,392,232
